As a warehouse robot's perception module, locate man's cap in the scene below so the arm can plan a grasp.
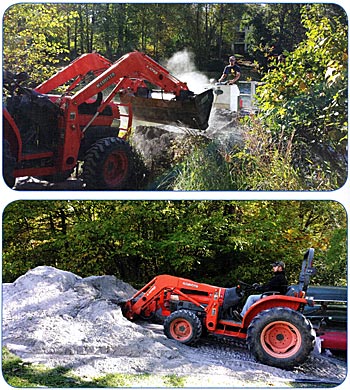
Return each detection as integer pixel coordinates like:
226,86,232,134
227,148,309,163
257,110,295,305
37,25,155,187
229,56,236,61
271,261,285,269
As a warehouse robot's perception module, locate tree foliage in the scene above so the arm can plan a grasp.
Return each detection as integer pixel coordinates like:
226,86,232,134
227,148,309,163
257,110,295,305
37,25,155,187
5,3,328,77
3,201,346,289
3,4,72,82
243,3,307,69
255,4,348,187
3,3,250,82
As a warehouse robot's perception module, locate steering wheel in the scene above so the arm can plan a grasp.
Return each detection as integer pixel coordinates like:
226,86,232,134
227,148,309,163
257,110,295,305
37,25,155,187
237,280,257,292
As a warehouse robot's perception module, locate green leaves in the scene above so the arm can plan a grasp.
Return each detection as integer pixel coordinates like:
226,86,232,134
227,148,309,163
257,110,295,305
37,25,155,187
255,4,347,188
3,4,71,83
3,201,347,288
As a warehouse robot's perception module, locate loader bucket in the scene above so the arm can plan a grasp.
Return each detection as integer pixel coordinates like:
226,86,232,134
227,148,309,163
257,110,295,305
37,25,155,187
120,89,213,130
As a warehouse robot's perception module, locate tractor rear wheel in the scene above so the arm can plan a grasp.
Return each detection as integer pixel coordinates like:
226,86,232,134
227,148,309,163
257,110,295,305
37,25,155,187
82,137,134,190
247,307,315,369
164,310,202,345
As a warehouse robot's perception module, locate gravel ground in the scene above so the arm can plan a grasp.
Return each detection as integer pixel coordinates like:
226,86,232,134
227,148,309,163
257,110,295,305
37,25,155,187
2,266,347,387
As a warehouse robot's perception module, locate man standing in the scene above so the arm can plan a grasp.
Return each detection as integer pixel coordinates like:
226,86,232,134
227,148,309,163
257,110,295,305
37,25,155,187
218,55,241,84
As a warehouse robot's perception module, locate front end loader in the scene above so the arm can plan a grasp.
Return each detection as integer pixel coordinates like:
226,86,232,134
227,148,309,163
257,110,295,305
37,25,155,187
3,51,213,189
122,248,317,369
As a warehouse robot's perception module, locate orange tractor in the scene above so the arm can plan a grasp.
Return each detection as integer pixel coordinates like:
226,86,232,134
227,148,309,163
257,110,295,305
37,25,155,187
122,248,318,369
3,51,213,189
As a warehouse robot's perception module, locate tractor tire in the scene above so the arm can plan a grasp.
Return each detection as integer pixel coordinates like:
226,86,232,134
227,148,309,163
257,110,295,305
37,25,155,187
82,137,134,190
78,126,119,160
3,140,16,188
247,307,315,369
164,310,202,345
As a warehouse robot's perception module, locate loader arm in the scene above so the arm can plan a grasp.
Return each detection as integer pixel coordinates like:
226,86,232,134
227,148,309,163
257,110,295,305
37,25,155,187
35,52,113,94
70,51,191,107
67,51,213,130
36,51,212,131
122,274,218,321
122,275,187,320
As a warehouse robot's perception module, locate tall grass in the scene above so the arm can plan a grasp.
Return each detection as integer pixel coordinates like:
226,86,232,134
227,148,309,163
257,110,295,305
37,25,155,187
165,118,336,191
165,127,299,191
227,121,303,191
172,139,233,191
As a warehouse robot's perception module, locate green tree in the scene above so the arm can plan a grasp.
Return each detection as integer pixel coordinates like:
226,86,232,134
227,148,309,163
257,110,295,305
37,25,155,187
3,201,346,288
255,3,347,188
243,4,306,69
3,4,74,83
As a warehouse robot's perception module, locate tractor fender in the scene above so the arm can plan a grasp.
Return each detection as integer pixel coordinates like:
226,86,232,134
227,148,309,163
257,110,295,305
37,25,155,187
242,294,307,329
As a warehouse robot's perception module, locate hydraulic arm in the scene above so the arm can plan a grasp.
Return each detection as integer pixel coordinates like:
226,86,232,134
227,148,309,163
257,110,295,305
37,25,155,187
35,52,113,95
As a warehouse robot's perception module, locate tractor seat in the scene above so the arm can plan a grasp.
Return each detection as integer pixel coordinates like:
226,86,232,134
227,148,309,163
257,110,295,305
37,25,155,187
78,92,113,116
260,284,288,298
260,286,305,299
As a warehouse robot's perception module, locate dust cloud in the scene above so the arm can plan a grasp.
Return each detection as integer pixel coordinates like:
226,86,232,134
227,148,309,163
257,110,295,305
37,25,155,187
165,49,209,94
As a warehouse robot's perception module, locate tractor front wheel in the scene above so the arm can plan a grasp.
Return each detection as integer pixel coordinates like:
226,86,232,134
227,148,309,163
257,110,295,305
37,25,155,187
164,310,202,345
247,307,315,369
82,137,134,190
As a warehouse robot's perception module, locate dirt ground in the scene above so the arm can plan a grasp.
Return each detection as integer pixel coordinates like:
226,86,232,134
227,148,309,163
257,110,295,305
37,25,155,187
2,266,347,387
